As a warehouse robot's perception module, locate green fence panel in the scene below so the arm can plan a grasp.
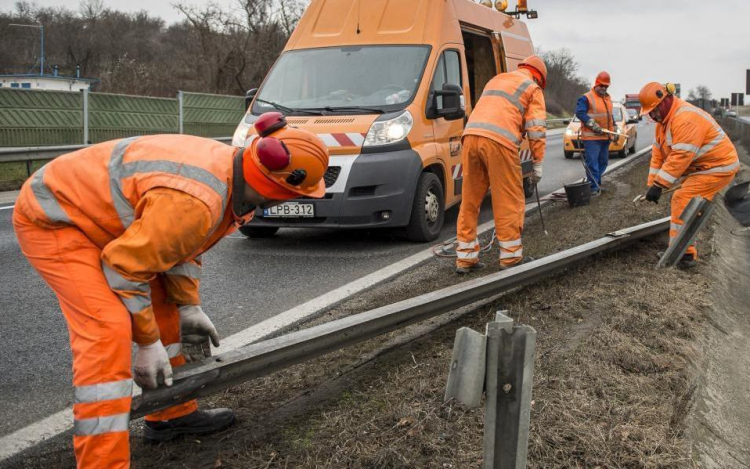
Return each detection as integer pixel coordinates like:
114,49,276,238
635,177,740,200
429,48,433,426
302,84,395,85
0,88,83,146
182,92,244,138
89,92,178,143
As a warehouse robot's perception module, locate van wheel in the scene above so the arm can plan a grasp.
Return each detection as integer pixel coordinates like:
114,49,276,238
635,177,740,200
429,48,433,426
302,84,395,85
239,225,279,238
564,150,574,159
406,172,444,242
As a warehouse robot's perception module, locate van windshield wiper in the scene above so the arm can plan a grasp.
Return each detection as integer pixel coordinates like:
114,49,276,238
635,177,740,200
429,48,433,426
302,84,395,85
321,106,385,114
254,98,325,116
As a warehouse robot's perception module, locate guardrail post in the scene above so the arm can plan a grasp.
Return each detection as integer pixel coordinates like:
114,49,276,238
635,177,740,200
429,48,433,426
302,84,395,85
178,91,184,134
658,196,715,267
81,88,89,144
445,311,536,469
484,311,536,469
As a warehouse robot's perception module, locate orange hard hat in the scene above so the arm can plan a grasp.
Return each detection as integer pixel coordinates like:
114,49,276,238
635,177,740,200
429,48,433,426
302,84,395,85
595,71,611,87
243,112,329,200
638,82,669,115
519,55,547,89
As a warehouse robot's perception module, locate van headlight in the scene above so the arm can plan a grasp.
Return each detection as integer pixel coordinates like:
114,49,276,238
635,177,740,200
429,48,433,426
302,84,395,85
232,120,251,147
364,111,413,147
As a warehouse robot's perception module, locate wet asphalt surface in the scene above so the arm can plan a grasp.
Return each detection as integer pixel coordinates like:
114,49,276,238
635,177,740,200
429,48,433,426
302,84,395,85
0,121,654,436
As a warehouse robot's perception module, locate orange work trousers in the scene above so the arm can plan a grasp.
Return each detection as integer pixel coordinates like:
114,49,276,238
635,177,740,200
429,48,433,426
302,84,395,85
13,209,197,469
456,135,525,268
670,170,736,258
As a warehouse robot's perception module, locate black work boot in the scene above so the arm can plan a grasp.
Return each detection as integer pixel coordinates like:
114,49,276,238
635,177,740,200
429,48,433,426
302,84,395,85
455,262,486,275
499,256,536,271
144,408,236,443
677,253,697,269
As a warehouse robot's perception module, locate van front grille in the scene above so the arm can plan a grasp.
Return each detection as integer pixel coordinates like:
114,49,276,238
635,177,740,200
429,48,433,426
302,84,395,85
324,166,342,187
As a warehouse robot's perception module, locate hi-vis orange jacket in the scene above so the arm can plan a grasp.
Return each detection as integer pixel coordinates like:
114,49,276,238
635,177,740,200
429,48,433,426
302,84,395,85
462,68,546,163
580,89,613,140
16,135,248,345
649,98,739,188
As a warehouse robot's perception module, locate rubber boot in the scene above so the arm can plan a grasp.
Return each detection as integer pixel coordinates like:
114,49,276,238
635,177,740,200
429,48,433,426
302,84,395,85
144,408,236,443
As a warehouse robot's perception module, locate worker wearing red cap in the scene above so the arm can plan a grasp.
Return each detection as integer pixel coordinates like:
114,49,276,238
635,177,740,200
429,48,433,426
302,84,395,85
455,55,547,273
639,82,738,267
576,71,614,194
12,113,329,468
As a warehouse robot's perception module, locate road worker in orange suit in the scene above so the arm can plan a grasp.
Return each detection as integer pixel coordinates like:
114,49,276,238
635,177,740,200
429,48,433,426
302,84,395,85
639,82,739,268
12,112,329,468
455,55,547,274
576,71,614,195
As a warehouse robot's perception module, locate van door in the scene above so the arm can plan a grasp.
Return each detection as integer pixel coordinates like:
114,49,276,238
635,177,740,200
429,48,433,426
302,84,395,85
429,49,465,205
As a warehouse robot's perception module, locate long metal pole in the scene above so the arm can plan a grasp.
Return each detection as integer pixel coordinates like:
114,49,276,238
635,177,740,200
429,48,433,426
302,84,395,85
82,89,89,144
132,217,669,418
40,25,44,75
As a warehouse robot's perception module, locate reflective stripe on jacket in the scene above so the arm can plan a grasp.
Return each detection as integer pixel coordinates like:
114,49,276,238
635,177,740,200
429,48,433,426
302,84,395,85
16,135,238,344
579,89,613,140
649,98,739,188
463,68,547,163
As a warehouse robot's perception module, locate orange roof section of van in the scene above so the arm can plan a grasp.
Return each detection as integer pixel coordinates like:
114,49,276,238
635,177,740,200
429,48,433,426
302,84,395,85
286,0,534,62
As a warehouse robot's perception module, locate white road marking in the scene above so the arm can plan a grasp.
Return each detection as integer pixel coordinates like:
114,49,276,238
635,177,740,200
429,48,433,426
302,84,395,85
0,206,14,211
0,143,653,461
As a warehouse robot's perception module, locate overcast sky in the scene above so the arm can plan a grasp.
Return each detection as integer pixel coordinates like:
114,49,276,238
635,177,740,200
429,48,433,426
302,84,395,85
6,0,749,101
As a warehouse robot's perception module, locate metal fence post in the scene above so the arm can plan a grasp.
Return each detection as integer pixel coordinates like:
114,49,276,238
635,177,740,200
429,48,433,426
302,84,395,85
82,88,89,144
484,311,537,469
178,91,184,134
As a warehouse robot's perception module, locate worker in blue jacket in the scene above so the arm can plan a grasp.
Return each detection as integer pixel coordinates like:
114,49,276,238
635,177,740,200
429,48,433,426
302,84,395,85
575,71,614,194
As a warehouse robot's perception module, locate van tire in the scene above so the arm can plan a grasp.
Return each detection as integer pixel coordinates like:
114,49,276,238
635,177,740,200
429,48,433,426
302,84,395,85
628,134,637,154
406,172,444,242
239,225,280,238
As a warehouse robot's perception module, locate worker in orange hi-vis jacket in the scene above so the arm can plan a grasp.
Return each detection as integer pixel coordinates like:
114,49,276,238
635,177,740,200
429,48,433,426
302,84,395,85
13,112,328,468
455,55,547,274
639,82,739,268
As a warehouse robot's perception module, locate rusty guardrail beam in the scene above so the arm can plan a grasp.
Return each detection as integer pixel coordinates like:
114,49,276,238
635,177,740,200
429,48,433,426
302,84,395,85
132,216,670,418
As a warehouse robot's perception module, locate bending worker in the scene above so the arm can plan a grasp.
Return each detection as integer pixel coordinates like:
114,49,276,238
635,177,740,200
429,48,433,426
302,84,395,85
13,113,329,468
639,82,738,268
576,71,614,195
455,55,547,274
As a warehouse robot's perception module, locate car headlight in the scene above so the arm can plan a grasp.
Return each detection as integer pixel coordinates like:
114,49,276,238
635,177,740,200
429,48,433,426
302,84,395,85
565,128,576,136
364,111,413,147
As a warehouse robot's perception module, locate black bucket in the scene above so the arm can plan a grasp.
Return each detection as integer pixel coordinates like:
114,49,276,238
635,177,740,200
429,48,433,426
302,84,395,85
564,181,591,208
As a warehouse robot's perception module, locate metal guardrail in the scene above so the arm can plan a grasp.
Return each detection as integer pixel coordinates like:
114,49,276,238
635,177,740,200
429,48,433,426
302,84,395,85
132,216,670,418
0,137,234,167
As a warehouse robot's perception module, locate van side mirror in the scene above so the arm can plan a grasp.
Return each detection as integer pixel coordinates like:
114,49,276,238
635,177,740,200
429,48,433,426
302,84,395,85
563,119,571,125
245,88,258,110
433,84,465,121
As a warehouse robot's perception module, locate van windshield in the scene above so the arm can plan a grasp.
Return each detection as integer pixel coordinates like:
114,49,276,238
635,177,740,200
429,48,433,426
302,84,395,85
252,46,431,115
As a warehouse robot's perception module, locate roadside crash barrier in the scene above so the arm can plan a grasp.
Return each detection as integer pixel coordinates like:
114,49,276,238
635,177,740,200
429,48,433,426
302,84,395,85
131,217,670,419
445,310,536,469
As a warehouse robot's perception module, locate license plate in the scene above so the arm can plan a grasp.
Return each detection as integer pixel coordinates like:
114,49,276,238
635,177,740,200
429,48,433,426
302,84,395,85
263,202,315,218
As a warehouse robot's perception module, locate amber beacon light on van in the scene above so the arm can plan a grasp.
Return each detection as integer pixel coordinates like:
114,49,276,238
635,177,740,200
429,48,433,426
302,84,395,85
478,0,539,19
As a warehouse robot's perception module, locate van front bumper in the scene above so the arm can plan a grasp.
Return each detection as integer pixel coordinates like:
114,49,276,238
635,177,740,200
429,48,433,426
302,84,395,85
248,149,423,229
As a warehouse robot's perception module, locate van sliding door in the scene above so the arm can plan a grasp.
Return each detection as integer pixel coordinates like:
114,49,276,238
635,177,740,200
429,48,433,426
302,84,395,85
460,28,498,108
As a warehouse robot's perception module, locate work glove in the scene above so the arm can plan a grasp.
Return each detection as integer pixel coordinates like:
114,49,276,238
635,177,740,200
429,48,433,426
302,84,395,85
532,162,543,184
587,119,603,135
645,185,663,204
134,339,173,389
179,305,220,362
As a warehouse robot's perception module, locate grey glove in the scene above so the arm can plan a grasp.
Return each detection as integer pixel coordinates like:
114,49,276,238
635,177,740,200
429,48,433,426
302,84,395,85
586,119,603,135
179,305,220,362
532,162,543,183
134,339,173,389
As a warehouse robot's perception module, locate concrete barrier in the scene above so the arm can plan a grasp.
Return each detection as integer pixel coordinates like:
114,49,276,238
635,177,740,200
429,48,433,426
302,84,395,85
719,117,750,153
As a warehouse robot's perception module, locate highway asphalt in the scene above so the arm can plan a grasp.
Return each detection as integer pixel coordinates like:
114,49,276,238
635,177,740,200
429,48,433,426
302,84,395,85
0,120,654,437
